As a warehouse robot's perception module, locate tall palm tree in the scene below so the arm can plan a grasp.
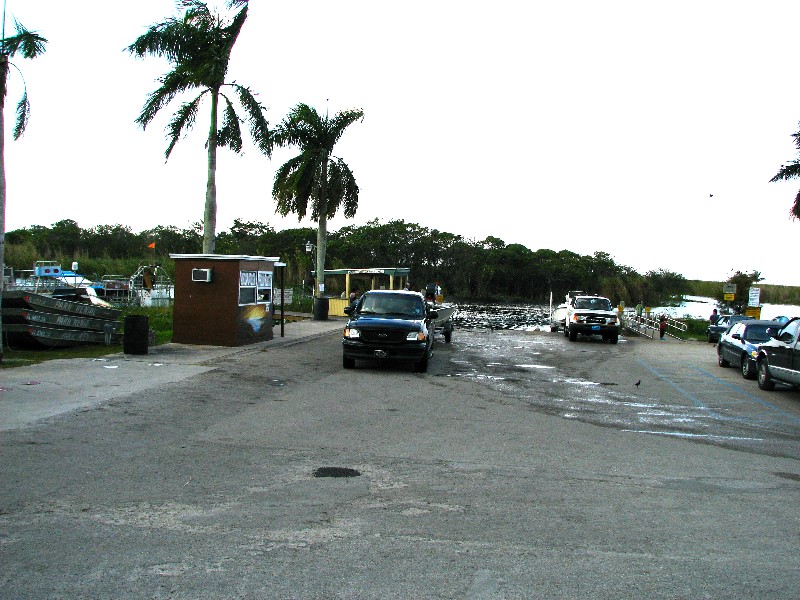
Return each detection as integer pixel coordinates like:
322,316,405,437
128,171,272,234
769,125,800,220
127,0,270,253
272,103,363,307
0,16,47,364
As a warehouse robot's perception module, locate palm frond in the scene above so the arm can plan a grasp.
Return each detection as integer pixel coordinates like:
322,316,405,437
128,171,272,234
126,18,185,61
13,92,30,140
328,109,365,147
230,84,271,156
273,153,317,219
2,21,48,58
136,83,179,129
216,93,243,153
164,94,204,159
793,130,800,150
769,160,800,183
326,158,359,219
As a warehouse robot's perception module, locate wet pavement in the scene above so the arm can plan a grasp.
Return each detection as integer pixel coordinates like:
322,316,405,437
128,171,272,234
434,326,800,460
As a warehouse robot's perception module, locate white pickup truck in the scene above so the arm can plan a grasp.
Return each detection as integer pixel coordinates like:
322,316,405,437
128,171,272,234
565,294,620,344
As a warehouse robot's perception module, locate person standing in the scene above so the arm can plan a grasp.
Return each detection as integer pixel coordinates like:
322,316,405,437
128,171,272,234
635,300,644,323
709,308,719,325
659,315,667,340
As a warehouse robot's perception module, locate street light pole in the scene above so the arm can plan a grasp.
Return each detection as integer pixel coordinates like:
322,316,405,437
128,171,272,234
305,241,316,297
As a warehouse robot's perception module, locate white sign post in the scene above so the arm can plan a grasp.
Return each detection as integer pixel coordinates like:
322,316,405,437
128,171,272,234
274,289,294,306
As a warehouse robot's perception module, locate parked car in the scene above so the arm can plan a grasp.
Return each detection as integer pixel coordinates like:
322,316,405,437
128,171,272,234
707,314,751,343
717,320,775,379
342,289,436,372
756,317,800,391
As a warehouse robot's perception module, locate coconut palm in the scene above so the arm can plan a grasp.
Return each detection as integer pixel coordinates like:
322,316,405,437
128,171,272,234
272,103,363,304
127,0,270,253
769,125,800,220
0,18,47,364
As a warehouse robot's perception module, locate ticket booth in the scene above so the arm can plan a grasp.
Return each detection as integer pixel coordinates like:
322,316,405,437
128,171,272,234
170,254,279,346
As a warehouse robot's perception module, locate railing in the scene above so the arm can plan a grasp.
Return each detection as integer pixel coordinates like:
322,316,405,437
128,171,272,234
622,309,687,340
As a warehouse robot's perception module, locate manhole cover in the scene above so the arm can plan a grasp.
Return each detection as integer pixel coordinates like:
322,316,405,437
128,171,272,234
313,467,361,478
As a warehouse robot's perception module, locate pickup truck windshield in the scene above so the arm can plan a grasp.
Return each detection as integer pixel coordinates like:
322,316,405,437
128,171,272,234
575,298,612,311
359,295,424,317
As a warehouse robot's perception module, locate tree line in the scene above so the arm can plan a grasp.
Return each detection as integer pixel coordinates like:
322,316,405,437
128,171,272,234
7,218,797,307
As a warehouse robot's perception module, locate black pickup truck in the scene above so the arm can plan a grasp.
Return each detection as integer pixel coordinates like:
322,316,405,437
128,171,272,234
756,317,800,391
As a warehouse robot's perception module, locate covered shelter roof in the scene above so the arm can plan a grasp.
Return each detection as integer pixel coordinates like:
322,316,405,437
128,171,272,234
316,267,410,277
312,267,412,296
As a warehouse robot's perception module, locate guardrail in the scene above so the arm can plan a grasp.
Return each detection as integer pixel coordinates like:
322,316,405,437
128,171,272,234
622,309,687,340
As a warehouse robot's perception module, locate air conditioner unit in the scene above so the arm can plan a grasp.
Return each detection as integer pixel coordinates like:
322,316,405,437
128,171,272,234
191,268,213,283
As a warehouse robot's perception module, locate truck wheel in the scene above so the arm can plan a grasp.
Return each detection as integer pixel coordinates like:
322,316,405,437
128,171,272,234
568,327,577,342
717,350,729,368
757,359,775,391
343,356,355,369
609,334,619,344
564,326,569,337
444,330,452,343
741,355,756,380
414,354,429,373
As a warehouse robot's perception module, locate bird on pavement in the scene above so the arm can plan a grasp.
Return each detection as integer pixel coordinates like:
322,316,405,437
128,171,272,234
634,380,641,387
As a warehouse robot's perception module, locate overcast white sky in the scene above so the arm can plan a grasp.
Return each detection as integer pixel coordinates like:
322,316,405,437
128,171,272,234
4,1,800,285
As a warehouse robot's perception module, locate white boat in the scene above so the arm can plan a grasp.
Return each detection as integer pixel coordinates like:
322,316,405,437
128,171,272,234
430,302,457,325
550,303,569,332
549,290,584,332
423,284,457,342
427,301,457,343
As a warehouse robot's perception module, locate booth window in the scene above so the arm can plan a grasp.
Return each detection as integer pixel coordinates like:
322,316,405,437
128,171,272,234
239,270,273,305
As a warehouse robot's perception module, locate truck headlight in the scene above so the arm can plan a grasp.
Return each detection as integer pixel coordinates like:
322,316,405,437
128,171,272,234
407,331,426,341
344,327,360,339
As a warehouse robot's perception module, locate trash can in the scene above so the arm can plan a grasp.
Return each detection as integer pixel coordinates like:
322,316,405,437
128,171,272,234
312,297,329,321
123,315,149,355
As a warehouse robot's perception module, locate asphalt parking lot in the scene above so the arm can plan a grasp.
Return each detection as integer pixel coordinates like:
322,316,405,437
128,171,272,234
1,322,798,598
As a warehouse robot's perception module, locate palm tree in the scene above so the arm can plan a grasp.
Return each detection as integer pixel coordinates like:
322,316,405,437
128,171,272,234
127,0,270,253
0,16,47,364
769,125,800,220
272,103,363,311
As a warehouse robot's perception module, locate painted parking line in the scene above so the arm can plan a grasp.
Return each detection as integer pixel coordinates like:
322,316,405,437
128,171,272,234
693,366,800,427
636,359,724,419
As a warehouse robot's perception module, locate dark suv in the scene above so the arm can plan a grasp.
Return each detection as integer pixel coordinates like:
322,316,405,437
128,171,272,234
342,290,437,372
756,317,800,391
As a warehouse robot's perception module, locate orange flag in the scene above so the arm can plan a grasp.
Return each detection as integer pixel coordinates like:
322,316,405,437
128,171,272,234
148,242,156,249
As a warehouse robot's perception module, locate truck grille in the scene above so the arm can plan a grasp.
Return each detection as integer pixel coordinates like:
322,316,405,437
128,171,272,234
361,329,408,343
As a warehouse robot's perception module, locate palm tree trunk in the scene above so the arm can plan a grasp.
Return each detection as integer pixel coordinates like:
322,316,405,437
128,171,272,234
0,54,8,364
203,89,219,253
316,153,329,299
